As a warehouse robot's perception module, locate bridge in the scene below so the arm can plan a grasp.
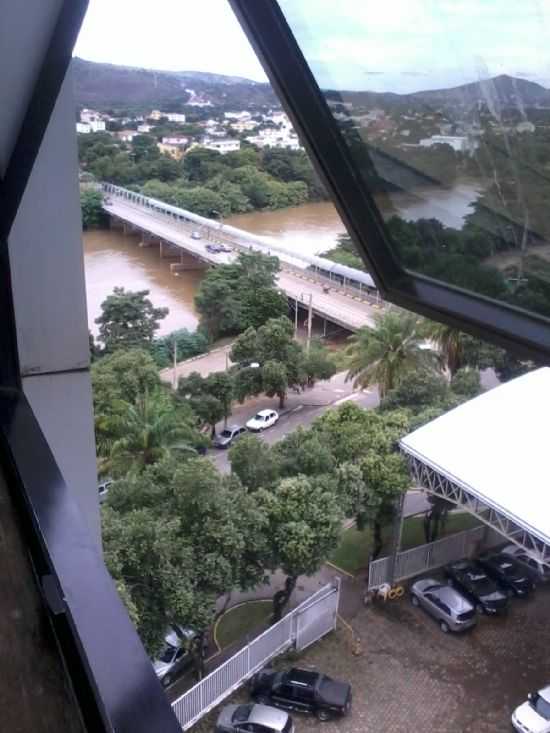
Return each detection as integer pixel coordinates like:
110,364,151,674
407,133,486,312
101,184,383,332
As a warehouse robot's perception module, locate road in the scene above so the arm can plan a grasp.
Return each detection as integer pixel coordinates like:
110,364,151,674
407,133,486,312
105,197,380,332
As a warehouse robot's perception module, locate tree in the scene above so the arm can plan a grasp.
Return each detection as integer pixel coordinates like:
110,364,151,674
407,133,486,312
450,368,482,399
150,328,209,369
195,251,287,339
380,369,450,413
229,435,281,491
103,457,270,669
230,317,311,408
275,428,335,478
95,287,168,352
106,388,200,475
259,475,343,621
422,320,469,376
346,311,437,397
178,370,234,436
80,189,106,229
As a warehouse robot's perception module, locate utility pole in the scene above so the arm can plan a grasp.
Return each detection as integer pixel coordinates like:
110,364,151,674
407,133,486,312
172,336,178,390
306,293,313,352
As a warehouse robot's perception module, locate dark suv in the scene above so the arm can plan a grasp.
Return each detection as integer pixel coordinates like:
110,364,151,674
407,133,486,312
478,553,535,597
250,667,352,721
445,560,508,615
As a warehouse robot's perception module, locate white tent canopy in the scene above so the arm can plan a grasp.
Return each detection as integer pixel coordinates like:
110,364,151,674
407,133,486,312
400,367,550,558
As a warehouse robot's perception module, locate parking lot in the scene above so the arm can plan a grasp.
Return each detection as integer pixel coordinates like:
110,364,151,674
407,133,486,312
194,581,550,733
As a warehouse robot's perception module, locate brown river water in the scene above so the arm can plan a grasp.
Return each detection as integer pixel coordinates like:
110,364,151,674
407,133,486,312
83,181,481,334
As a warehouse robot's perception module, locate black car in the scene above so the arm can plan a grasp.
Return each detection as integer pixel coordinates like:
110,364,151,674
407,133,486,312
250,667,352,721
478,553,535,597
444,560,508,615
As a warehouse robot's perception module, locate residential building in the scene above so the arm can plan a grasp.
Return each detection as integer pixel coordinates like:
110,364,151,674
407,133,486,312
246,127,302,150
158,142,185,160
517,120,536,133
149,109,162,120
137,123,153,133
230,119,258,133
117,130,139,142
162,136,189,146
165,112,186,123
419,134,478,154
224,110,252,121
201,137,241,153
76,121,91,134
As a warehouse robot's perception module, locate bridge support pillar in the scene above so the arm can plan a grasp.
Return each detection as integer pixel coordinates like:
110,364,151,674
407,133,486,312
138,232,153,248
169,252,208,273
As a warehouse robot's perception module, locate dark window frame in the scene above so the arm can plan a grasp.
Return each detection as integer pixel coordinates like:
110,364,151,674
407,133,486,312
229,0,550,361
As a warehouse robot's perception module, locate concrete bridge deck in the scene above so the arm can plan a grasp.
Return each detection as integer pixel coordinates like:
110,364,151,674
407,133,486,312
103,197,380,332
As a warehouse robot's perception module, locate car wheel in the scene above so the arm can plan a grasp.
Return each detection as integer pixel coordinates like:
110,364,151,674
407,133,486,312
440,621,450,633
161,674,172,688
316,709,331,722
411,594,419,607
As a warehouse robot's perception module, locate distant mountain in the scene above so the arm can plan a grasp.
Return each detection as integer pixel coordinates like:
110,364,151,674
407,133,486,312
72,57,277,111
410,74,550,108
326,74,550,112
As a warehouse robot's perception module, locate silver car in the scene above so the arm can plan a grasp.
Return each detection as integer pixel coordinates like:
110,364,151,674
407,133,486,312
410,578,477,633
502,544,550,585
216,703,294,733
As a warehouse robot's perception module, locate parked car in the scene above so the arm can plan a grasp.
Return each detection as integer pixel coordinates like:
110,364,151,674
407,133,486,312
98,479,112,504
152,625,197,688
512,684,550,733
410,578,477,633
444,560,508,615
502,544,550,585
246,409,279,432
206,243,223,254
478,552,535,597
191,230,201,240
217,243,232,253
250,667,352,721
212,425,247,449
216,703,294,733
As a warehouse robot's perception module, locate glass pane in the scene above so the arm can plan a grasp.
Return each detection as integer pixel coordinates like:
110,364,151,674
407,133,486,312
279,0,550,321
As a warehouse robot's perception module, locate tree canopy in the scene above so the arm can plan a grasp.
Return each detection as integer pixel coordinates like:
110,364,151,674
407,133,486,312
95,287,168,352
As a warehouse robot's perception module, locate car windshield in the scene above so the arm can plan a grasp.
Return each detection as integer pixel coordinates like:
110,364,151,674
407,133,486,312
532,693,550,720
220,429,233,438
157,644,176,663
254,413,265,420
232,705,251,723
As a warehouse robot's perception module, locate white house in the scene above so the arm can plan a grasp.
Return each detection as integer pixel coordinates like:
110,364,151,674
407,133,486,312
76,122,90,134
117,130,139,142
162,136,189,146
137,123,153,133
230,119,258,133
201,138,241,154
246,127,302,151
224,111,251,121
517,121,535,134
419,135,478,154
166,112,186,123
150,110,162,121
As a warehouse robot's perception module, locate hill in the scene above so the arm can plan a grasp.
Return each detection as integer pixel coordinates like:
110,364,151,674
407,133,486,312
72,57,278,111
410,74,550,108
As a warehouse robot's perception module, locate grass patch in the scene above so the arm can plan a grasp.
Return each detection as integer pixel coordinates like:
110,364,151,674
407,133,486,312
216,601,272,650
330,512,481,575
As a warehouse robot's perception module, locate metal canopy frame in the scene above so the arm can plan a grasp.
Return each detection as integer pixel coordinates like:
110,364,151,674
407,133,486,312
0,2,182,731
229,0,550,361
404,452,550,565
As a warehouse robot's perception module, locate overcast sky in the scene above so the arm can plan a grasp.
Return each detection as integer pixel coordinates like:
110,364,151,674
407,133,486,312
75,0,550,93
74,0,267,81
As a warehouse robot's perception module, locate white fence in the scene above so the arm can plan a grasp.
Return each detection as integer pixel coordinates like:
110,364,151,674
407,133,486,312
171,580,340,730
368,525,504,590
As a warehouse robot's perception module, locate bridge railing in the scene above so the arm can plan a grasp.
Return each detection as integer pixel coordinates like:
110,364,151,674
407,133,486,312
101,183,383,307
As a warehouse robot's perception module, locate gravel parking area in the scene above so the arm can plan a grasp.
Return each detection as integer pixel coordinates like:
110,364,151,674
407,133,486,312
193,583,550,733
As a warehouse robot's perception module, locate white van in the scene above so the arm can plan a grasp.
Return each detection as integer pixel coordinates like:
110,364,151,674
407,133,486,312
512,686,550,732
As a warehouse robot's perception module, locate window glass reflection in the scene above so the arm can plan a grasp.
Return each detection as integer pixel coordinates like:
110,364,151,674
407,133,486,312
279,0,550,320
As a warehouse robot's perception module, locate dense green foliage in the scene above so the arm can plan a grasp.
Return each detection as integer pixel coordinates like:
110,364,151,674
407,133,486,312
80,188,107,229
178,371,234,436
346,311,437,397
230,317,336,407
79,132,325,219
95,287,168,352
150,329,209,369
194,251,289,339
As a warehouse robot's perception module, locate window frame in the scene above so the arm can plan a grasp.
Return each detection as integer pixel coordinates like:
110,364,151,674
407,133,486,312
229,0,550,361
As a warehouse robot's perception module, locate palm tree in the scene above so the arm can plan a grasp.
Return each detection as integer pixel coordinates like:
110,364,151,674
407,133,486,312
105,389,197,475
422,320,466,377
345,310,437,398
